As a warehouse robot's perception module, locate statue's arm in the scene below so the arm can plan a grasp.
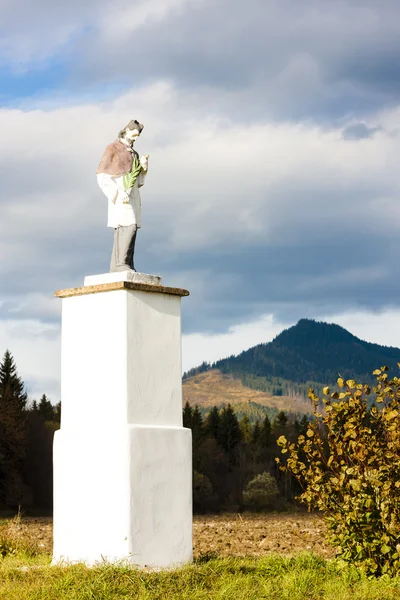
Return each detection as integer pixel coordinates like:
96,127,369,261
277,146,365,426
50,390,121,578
97,173,119,204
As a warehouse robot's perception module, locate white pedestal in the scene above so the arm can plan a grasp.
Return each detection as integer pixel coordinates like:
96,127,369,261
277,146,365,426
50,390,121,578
52,277,192,568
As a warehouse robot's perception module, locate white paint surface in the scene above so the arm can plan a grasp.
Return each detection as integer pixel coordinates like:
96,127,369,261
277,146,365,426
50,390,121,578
53,285,192,568
84,271,162,286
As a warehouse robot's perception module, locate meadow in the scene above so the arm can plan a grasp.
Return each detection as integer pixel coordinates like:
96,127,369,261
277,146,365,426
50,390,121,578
1,513,400,599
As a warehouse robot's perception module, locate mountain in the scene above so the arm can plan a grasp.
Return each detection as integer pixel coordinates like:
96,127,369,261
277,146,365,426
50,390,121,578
212,319,400,385
183,319,400,414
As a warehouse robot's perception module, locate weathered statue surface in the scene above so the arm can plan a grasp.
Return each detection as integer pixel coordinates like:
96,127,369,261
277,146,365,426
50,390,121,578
96,120,149,273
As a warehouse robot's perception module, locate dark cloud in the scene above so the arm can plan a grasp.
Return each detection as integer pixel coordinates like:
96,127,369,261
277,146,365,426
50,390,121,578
342,123,382,140
66,0,400,121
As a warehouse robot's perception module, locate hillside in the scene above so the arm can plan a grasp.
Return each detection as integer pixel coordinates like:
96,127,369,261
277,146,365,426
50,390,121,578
183,319,400,409
211,319,400,386
182,369,312,419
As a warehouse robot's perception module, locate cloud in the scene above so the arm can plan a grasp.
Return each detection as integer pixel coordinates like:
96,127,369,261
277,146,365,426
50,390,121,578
342,123,382,140
2,1,400,395
3,0,400,121
1,82,400,337
0,318,60,401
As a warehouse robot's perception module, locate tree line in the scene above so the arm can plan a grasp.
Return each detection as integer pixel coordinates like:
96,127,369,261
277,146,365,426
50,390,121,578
0,349,306,514
183,401,309,513
0,350,59,512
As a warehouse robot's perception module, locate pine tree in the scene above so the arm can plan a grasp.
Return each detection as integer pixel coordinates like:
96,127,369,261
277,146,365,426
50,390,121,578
239,415,252,443
183,401,193,429
191,406,204,445
0,350,27,410
204,406,220,440
260,415,272,447
218,404,242,456
0,350,28,506
252,420,261,444
38,394,54,422
294,414,310,436
272,411,288,437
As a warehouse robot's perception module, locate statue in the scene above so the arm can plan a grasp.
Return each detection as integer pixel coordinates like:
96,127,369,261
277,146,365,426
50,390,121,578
96,120,149,272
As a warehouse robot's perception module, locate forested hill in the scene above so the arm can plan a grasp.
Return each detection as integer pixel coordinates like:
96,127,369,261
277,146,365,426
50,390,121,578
185,319,400,393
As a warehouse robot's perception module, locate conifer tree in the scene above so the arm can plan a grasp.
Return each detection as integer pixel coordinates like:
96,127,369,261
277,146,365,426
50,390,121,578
218,404,242,457
260,415,272,447
0,350,28,506
191,406,204,445
38,394,54,422
182,401,193,429
204,406,220,440
239,415,252,443
272,411,288,437
252,420,261,445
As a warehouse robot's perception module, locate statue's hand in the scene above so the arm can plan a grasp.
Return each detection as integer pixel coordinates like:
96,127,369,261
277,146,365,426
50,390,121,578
140,155,149,172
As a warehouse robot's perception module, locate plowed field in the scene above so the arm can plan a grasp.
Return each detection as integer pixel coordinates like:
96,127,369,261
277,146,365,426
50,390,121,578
1,512,333,559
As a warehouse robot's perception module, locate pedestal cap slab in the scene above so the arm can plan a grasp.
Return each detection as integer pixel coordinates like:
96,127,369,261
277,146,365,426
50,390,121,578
84,271,162,287
55,281,189,299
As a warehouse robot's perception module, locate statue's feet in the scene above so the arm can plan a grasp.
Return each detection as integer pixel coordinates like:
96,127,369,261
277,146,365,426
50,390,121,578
113,265,136,273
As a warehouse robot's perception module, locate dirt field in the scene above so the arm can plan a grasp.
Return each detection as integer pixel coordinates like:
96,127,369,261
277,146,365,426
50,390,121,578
1,512,334,559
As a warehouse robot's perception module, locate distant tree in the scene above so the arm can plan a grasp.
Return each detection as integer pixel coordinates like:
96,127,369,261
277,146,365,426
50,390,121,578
294,414,310,437
219,405,242,458
0,350,29,507
239,415,252,443
193,471,218,513
30,400,38,412
191,406,204,444
183,401,192,429
38,394,54,422
272,411,288,438
243,472,279,511
204,406,220,440
260,415,272,447
252,420,261,445
24,413,56,510
197,437,230,504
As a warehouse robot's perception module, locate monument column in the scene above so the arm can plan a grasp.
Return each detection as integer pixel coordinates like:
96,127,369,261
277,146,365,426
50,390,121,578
52,275,192,568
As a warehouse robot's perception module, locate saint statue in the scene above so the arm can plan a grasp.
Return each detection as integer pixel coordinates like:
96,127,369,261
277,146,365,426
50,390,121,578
96,120,149,272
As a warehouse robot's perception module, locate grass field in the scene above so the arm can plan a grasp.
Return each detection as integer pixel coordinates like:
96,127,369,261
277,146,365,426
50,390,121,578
1,513,400,599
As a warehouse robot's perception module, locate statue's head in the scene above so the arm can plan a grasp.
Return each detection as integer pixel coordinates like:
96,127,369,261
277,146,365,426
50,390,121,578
119,120,144,144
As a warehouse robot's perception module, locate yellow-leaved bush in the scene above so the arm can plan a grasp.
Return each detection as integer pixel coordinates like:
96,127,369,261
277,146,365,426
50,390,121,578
277,366,400,576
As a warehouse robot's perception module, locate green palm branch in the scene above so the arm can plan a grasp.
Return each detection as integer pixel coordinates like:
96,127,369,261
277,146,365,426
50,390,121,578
122,156,142,191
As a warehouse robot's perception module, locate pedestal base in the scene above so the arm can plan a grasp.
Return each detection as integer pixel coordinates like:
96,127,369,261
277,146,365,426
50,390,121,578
52,425,192,568
84,272,162,287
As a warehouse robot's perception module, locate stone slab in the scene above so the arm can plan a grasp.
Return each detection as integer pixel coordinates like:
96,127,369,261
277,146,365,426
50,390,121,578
84,271,162,287
54,281,190,298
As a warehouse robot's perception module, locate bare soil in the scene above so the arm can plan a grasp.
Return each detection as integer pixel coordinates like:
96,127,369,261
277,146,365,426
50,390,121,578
1,512,333,559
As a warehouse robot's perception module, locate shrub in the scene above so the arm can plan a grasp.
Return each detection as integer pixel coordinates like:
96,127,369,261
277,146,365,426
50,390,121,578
193,471,218,513
277,366,400,576
243,472,279,511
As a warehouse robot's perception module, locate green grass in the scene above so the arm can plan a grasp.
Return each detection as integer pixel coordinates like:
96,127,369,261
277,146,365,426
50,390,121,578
1,551,400,599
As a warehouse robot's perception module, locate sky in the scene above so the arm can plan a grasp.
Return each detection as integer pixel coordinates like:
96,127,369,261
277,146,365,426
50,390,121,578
1,0,400,401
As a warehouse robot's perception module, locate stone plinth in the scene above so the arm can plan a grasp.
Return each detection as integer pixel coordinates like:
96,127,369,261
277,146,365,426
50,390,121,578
52,277,192,568
84,271,162,287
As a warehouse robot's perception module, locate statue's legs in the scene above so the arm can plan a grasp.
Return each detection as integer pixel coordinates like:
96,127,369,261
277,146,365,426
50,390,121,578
110,225,137,272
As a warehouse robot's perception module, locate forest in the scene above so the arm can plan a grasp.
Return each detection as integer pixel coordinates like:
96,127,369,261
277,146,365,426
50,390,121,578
0,349,303,513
